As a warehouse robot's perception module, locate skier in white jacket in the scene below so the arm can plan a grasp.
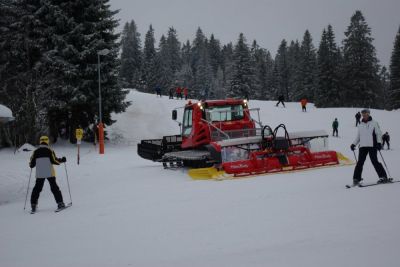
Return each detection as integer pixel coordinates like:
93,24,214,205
350,109,388,185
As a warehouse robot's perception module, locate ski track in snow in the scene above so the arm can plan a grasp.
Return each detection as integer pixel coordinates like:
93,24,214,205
1,90,400,267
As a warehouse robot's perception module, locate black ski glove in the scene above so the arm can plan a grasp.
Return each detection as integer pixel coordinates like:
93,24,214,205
376,143,382,151
61,157,67,162
350,144,356,151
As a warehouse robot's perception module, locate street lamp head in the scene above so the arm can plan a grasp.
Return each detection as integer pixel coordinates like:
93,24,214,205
97,48,110,56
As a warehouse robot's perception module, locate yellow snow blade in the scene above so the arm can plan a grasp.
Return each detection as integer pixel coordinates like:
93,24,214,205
188,167,226,180
337,152,354,165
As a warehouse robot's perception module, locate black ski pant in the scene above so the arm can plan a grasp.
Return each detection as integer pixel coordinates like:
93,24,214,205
353,147,387,181
383,140,390,150
302,105,306,112
276,101,285,107
31,177,63,205
332,128,338,137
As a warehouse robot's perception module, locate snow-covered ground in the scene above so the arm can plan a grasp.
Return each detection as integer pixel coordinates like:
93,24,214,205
1,90,399,267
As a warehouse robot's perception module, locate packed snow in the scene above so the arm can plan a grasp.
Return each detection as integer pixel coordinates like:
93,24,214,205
1,90,399,267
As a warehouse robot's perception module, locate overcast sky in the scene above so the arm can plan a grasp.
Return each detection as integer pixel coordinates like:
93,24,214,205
109,0,400,67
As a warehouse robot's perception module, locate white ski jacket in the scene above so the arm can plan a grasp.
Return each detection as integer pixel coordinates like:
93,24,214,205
352,117,382,148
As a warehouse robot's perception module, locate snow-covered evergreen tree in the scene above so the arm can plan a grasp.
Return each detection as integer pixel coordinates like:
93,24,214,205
229,33,254,99
287,40,301,100
120,20,142,89
142,24,157,93
166,27,181,74
156,35,174,91
0,0,56,143
176,40,194,91
251,40,272,99
274,39,289,100
389,26,400,109
294,30,317,101
342,11,380,108
315,25,342,107
379,66,390,109
208,34,222,77
220,43,234,97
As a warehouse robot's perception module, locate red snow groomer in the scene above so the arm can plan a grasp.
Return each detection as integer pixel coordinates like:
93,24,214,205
137,99,351,179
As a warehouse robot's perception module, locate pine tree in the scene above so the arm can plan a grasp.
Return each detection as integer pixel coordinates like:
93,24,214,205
120,20,142,89
176,40,194,90
251,40,271,99
48,0,129,142
0,0,57,143
274,39,289,100
208,34,222,77
157,35,173,91
379,66,390,109
230,33,254,99
294,30,317,101
220,43,234,97
389,26,400,109
166,27,181,74
142,24,157,92
342,11,380,108
287,40,301,100
190,28,213,98
315,25,342,107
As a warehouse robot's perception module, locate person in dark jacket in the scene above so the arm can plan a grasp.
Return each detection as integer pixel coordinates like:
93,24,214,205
275,95,285,107
350,109,388,186
382,132,390,150
332,118,339,137
355,111,361,127
29,136,67,213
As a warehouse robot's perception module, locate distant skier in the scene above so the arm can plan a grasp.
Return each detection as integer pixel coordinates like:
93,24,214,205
244,91,249,101
169,87,174,99
183,87,189,100
332,118,339,137
300,98,307,112
155,86,162,97
29,136,67,213
350,109,388,186
355,111,361,126
275,95,285,107
176,87,182,99
382,132,390,150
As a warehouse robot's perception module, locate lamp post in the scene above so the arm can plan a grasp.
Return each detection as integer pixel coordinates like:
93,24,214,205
97,48,110,154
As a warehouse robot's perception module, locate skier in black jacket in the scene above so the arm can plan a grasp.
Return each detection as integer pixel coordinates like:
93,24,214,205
29,136,67,213
382,132,390,150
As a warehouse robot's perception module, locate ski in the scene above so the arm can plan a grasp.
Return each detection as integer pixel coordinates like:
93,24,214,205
55,203,72,213
346,179,399,189
358,180,400,188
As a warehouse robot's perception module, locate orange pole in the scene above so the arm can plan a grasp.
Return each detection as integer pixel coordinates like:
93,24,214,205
98,122,105,154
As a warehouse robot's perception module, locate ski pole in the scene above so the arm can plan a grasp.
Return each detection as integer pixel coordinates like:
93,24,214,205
63,162,73,205
378,150,392,178
23,169,32,210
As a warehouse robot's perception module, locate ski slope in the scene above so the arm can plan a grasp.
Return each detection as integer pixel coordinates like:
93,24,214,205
1,90,400,267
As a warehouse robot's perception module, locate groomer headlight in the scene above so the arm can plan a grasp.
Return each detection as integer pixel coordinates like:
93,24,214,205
243,99,248,106
197,102,204,110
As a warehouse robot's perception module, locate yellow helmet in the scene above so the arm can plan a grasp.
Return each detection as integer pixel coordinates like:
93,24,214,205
39,136,49,145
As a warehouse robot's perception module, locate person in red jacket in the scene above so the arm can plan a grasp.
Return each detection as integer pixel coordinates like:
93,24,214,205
300,98,308,112
176,87,182,99
183,87,188,100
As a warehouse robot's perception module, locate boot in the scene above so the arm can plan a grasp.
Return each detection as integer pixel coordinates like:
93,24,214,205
31,204,37,213
353,178,363,186
57,202,66,209
377,177,391,184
